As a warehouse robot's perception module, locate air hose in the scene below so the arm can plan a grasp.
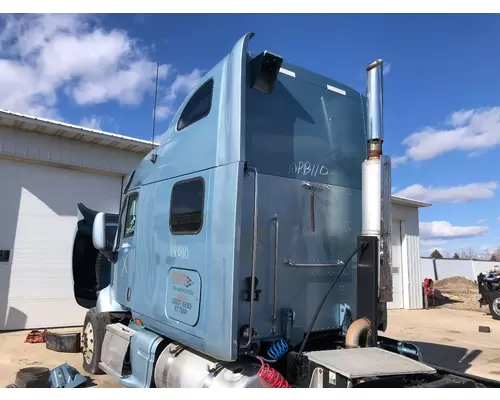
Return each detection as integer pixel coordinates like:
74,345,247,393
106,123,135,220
298,241,368,355
256,356,291,388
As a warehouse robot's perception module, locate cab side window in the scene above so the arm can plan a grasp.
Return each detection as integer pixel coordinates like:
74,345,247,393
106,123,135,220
176,79,214,131
123,193,138,238
170,178,205,235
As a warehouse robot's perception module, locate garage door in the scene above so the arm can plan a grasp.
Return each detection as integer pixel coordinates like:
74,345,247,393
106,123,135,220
0,158,123,330
388,220,404,309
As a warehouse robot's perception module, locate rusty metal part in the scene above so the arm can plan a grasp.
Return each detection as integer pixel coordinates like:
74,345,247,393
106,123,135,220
345,317,373,349
367,140,383,160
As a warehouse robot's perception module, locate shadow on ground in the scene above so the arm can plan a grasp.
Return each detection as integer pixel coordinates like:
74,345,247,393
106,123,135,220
408,340,481,373
433,289,462,306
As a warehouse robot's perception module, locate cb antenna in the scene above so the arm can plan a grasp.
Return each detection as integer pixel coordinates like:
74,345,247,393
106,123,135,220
149,61,160,163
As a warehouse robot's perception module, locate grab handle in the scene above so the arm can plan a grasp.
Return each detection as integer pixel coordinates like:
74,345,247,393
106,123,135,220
283,260,344,268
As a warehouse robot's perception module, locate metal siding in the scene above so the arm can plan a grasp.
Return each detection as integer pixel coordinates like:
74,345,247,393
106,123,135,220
431,259,475,280
390,203,423,310
424,259,500,281
0,109,154,153
421,258,436,280
0,125,144,175
388,220,403,309
405,215,423,310
0,158,123,330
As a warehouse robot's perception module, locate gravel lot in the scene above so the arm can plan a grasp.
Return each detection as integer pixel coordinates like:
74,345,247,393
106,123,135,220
385,308,500,381
0,327,122,388
1,307,499,387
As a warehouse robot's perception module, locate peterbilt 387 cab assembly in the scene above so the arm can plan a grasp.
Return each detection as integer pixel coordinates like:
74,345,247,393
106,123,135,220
71,32,500,388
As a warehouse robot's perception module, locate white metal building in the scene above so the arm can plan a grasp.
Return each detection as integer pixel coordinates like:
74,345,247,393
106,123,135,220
388,195,431,310
0,109,430,330
0,110,153,331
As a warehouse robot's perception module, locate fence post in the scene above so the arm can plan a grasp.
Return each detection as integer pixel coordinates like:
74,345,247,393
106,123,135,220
432,258,438,280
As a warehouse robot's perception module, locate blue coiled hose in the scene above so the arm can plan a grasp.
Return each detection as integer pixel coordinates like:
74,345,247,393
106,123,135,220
264,339,289,362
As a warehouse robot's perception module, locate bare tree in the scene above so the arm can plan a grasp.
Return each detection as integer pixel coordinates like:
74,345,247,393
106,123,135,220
460,248,478,260
491,247,500,262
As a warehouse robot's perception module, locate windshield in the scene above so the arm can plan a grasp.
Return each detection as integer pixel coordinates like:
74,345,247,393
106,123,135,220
245,61,367,190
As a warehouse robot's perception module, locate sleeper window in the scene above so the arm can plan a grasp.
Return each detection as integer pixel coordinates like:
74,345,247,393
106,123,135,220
176,79,214,131
170,178,205,235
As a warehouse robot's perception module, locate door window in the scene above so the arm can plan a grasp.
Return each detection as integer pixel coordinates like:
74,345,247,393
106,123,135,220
124,193,138,238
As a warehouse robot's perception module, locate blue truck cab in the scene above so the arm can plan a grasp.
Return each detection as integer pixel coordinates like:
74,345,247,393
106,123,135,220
70,32,489,389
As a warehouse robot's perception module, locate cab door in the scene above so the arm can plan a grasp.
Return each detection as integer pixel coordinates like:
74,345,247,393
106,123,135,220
113,192,139,309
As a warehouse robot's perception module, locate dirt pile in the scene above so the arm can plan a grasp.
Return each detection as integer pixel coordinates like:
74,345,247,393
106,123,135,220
430,276,486,313
433,276,477,292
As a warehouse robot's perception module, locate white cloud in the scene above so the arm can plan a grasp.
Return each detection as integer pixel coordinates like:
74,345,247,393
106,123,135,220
391,155,408,166
383,62,391,75
155,68,204,121
156,105,174,120
72,60,170,106
393,182,498,203
392,106,500,164
420,221,489,240
79,115,102,130
0,14,200,122
153,130,167,145
477,218,487,225
420,239,448,247
498,216,500,223
480,244,497,253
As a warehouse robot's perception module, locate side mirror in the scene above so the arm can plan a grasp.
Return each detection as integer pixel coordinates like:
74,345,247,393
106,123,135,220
93,212,118,262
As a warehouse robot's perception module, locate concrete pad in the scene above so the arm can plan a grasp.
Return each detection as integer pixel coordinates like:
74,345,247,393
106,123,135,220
385,308,500,381
0,327,122,388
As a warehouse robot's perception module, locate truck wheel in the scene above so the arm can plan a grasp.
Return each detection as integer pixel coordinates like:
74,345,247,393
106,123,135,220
82,308,111,375
488,294,500,320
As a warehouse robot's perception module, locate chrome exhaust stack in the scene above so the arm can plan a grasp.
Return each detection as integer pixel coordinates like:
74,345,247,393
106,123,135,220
361,59,393,305
366,59,384,145
362,59,384,239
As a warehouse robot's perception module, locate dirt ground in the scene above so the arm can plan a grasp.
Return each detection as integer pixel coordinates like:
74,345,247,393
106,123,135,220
431,276,488,313
1,307,500,387
385,308,500,381
0,327,122,388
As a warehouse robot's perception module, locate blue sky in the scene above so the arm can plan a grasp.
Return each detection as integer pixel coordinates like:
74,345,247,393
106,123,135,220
0,13,499,258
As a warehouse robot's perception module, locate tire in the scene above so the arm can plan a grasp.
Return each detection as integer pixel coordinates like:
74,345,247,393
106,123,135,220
14,367,51,388
488,293,500,320
82,307,112,375
46,331,81,353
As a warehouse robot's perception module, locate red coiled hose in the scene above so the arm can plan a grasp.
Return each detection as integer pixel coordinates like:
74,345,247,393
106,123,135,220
256,356,291,388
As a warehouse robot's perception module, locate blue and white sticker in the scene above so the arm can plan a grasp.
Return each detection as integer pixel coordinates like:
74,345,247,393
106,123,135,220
166,268,201,327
